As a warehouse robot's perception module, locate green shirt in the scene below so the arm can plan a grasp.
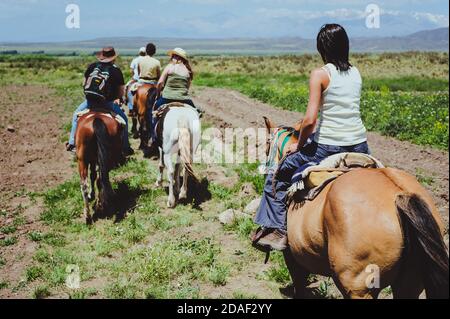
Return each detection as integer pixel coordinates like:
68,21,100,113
162,74,190,100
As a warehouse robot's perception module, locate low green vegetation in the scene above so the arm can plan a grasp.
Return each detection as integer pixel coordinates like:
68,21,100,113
17,155,279,298
195,73,449,149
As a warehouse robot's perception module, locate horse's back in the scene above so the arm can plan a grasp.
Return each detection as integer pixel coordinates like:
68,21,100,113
77,112,121,137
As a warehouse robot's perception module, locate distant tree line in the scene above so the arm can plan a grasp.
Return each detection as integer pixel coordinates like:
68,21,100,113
0,50,79,56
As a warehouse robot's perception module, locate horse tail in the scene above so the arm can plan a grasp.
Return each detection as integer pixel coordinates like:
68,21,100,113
178,117,197,181
93,118,114,213
396,193,449,299
146,86,158,112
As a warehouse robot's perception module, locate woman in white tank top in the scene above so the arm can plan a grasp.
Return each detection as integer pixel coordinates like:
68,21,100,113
253,24,370,251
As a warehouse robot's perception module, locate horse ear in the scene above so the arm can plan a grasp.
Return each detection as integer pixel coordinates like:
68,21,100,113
293,120,303,132
263,116,275,131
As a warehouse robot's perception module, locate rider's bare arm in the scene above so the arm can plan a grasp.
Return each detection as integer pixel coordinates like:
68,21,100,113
114,85,125,104
295,68,330,152
157,66,170,96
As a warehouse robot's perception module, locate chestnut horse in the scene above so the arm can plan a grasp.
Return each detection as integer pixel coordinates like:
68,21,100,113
263,116,449,299
75,111,124,224
133,83,158,150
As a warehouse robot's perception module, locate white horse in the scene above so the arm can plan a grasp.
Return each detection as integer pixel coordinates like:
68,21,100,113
156,105,201,208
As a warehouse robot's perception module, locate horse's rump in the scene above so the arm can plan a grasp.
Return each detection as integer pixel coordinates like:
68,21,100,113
288,168,447,298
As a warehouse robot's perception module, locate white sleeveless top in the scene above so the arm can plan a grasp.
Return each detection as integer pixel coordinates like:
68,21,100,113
314,63,367,146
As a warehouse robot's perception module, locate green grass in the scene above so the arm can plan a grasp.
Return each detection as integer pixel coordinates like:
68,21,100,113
416,168,435,186
0,236,18,247
264,252,290,285
69,288,98,299
0,225,17,235
26,265,45,282
196,73,449,150
14,154,260,299
32,285,51,299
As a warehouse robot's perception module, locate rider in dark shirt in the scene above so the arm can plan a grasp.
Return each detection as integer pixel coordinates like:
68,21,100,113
66,47,133,156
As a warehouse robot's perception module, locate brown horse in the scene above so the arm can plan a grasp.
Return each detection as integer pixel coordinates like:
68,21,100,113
263,116,449,299
133,83,158,150
75,111,124,224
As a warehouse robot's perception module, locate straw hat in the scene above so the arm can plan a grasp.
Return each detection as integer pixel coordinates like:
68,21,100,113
96,47,118,63
168,48,188,61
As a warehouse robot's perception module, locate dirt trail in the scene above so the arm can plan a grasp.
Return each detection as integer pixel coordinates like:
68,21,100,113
0,85,73,298
193,87,449,228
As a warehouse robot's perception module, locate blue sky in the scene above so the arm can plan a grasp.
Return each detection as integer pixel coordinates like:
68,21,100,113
0,0,448,42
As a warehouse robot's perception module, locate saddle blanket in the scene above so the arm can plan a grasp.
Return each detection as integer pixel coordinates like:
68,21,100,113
76,109,126,127
130,80,157,94
153,103,197,146
287,153,384,203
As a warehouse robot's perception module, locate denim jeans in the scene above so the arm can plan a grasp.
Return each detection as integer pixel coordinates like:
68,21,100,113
68,100,130,150
127,90,134,111
254,138,370,231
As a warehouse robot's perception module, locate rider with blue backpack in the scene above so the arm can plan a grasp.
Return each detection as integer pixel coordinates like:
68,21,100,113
66,47,133,156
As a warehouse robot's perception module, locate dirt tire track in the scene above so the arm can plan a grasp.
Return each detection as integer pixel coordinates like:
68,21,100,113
193,87,449,229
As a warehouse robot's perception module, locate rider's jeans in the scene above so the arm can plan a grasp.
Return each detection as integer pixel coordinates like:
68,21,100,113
68,100,130,151
254,139,370,232
127,90,134,111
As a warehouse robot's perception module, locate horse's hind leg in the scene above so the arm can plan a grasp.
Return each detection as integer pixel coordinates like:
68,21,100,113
165,153,176,208
283,249,310,299
179,165,188,201
156,147,164,187
131,115,138,139
391,281,423,299
88,163,97,202
174,162,181,197
78,161,92,225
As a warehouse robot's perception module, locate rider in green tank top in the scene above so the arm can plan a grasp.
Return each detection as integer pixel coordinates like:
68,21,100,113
162,73,191,101
150,48,203,146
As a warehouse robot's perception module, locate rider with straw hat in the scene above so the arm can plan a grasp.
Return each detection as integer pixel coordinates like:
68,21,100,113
149,48,202,145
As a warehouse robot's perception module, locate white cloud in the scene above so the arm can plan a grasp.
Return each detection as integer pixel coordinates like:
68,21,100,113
412,12,449,26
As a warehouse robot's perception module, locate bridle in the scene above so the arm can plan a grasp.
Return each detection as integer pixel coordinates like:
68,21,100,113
265,126,296,174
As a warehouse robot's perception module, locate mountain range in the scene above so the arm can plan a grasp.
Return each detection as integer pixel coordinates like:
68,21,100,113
0,27,448,55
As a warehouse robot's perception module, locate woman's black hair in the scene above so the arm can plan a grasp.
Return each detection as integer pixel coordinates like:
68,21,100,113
146,43,156,56
317,24,352,72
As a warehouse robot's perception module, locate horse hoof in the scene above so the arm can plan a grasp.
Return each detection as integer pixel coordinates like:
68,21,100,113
167,199,176,208
86,216,93,225
155,181,162,187
179,191,187,200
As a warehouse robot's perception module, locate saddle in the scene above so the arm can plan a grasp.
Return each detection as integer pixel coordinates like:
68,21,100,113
153,103,194,147
130,80,158,95
76,108,126,127
287,153,384,204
